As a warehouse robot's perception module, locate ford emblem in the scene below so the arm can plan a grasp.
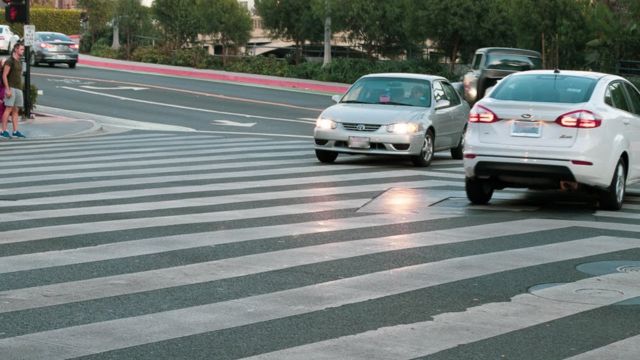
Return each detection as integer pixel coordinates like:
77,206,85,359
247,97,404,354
356,124,366,131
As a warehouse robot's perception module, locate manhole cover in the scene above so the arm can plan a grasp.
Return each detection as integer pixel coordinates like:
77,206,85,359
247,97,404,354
576,261,640,276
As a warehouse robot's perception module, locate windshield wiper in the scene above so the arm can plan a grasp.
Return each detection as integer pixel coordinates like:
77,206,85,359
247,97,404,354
341,100,368,104
379,101,410,106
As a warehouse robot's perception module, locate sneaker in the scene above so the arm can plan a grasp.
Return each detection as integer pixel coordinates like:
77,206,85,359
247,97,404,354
0,131,11,139
12,131,25,138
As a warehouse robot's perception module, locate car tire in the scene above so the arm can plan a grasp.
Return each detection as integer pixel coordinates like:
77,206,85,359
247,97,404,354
68,62,77,69
599,159,626,211
411,130,435,167
465,177,493,205
315,149,338,163
450,126,466,160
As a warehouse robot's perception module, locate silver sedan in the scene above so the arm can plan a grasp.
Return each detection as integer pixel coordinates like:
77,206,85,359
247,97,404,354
314,73,470,166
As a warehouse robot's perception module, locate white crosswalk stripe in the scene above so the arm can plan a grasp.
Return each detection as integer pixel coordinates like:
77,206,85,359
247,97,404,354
1,132,639,360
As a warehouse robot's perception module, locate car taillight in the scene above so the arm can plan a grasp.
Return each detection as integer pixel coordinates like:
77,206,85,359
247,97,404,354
40,43,54,49
555,110,601,128
469,104,499,123
70,44,78,50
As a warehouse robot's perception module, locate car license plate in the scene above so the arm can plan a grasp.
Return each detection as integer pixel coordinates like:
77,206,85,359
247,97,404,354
348,136,370,149
54,54,67,59
511,121,541,137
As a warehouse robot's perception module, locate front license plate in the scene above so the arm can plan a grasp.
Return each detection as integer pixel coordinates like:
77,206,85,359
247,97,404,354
348,136,370,149
53,54,67,59
511,121,541,137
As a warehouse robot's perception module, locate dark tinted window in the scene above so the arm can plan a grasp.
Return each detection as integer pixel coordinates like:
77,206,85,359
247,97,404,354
622,82,640,115
485,53,542,71
490,74,597,103
607,82,631,112
472,54,483,70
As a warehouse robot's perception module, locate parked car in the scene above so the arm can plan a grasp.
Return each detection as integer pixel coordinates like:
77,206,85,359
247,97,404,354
0,25,19,54
462,47,542,104
463,70,640,210
30,32,78,68
314,73,470,167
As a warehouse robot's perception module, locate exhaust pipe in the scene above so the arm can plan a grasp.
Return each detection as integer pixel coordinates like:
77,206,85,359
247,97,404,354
560,181,578,191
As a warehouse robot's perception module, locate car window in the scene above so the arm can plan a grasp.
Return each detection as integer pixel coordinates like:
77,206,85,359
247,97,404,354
38,33,72,42
433,81,446,102
490,74,597,103
0,28,4,34
485,53,542,71
471,54,483,70
442,82,461,105
608,81,631,112
622,82,640,116
340,77,431,107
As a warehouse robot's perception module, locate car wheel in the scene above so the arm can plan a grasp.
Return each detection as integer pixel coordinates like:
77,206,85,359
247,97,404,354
465,177,493,205
68,62,77,69
450,125,466,160
599,159,626,210
48,63,55,67
411,130,435,167
315,149,338,163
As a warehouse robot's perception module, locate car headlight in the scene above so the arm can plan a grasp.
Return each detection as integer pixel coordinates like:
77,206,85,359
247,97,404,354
386,122,420,134
316,117,337,130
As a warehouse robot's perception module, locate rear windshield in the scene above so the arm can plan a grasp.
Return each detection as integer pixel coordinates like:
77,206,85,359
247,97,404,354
38,33,72,42
485,53,542,71
489,74,597,103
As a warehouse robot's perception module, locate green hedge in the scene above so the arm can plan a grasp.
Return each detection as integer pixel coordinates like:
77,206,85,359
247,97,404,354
0,8,82,36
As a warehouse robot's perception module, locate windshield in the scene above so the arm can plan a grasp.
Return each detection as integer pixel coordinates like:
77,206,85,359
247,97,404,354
341,77,432,107
490,74,597,103
38,33,72,42
485,53,542,71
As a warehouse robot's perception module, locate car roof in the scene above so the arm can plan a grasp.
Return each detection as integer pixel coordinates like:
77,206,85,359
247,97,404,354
508,69,613,80
360,73,446,82
475,47,541,57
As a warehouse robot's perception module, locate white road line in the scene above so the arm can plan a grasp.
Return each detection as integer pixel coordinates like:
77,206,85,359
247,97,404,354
0,150,311,175
0,143,309,166
564,335,640,360
2,236,638,359
248,264,640,360
61,86,316,125
0,199,366,245
4,171,443,205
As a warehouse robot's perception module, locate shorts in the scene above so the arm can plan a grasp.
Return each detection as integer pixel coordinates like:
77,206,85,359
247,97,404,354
4,88,23,108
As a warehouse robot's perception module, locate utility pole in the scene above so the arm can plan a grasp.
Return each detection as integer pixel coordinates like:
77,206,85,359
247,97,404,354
322,0,331,68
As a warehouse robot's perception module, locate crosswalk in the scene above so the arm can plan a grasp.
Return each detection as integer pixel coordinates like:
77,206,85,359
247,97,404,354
1,131,639,359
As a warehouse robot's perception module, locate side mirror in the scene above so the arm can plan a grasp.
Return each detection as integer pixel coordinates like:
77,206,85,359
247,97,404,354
331,94,341,103
435,99,451,109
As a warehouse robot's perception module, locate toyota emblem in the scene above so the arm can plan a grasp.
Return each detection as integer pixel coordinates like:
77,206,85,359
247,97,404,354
521,114,533,119
356,124,366,131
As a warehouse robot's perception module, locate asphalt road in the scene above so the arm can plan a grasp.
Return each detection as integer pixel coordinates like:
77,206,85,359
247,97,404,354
1,62,638,359
31,65,335,137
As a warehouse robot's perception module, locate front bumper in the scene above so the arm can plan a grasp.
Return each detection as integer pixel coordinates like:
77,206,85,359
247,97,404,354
314,128,425,156
36,52,78,63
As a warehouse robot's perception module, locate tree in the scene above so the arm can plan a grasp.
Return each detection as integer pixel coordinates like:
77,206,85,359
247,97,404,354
152,0,201,50
197,0,252,65
77,0,115,47
113,0,151,59
339,0,418,59
255,0,325,64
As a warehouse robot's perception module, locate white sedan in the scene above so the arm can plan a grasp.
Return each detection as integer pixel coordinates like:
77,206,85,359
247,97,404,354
0,25,19,54
463,70,640,210
314,73,469,167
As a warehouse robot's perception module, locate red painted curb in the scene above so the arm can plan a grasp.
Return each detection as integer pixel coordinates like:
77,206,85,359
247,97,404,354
78,58,349,94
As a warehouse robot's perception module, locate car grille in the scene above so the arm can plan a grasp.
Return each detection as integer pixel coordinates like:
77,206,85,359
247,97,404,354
342,123,381,132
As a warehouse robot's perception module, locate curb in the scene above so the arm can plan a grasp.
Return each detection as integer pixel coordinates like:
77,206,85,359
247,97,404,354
79,57,350,94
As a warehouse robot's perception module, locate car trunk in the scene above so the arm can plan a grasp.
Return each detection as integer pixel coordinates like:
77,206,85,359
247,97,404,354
478,101,579,148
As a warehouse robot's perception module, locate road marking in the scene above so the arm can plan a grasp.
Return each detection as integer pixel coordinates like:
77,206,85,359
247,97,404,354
80,85,148,91
60,86,315,125
212,119,256,127
37,72,326,111
2,236,638,359
565,335,640,360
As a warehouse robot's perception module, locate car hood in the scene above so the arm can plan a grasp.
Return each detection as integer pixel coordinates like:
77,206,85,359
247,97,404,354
320,103,429,124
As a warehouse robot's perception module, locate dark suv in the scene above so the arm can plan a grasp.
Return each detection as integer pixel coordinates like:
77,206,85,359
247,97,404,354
462,47,542,104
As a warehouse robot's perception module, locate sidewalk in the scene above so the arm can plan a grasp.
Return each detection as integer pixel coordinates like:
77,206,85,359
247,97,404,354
4,55,351,140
